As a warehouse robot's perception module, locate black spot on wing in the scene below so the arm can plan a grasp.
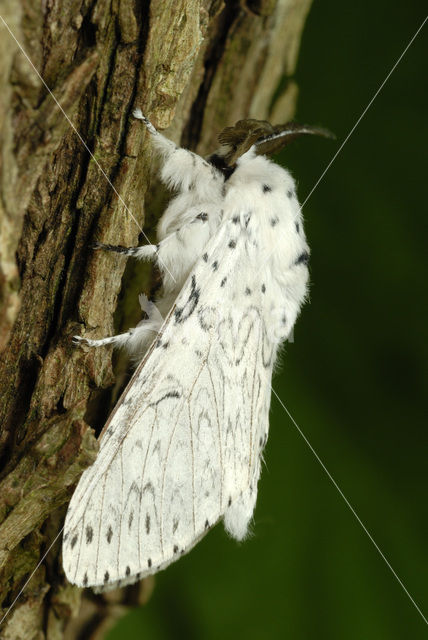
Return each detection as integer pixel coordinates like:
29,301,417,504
174,275,200,323
287,189,293,198
83,572,88,586
86,525,93,544
106,525,113,543
195,212,208,222
245,287,251,295
220,277,227,287
150,390,181,407
202,253,208,262
262,330,274,368
261,284,266,293
104,571,110,584
146,514,151,534
270,217,279,227
262,184,272,193
228,240,236,249
295,221,300,233
126,565,131,576
295,251,310,266
71,535,78,549
212,261,218,271
148,558,152,568
198,306,217,332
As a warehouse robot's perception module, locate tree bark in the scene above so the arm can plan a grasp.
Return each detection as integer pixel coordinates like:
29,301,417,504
0,0,312,637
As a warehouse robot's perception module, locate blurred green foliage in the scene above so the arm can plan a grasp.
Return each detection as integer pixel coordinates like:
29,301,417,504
108,2,427,637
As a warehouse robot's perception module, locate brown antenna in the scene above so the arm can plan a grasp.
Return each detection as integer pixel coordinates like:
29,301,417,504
216,119,335,168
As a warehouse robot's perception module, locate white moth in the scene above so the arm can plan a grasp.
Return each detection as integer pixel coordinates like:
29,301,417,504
63,110,330,591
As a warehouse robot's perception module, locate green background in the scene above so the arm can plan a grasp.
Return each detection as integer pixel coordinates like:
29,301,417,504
109,2,427,638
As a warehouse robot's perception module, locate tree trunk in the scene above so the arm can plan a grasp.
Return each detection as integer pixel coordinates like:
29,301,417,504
0,0,312,637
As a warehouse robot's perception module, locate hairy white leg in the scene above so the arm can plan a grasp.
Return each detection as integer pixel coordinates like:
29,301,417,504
133,108,177,157
72,331,133,349
133,108,157,135
92,242,157,261
73,317,162,356
133,107,218,183
94,217,205,266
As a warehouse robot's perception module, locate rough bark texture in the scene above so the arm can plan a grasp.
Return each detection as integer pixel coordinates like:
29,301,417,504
0,0,312,637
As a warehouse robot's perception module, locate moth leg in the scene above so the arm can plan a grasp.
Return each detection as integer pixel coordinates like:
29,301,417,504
132,108,157,134
72,331,133,349
133,107,221,191
133,108,177,157
92,242,157,261
73,317,162,359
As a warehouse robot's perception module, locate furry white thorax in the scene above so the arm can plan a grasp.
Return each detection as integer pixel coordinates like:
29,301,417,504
65,115,310,590
144,142,309,361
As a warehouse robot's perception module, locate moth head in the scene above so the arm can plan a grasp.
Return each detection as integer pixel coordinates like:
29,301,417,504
207,119,335,177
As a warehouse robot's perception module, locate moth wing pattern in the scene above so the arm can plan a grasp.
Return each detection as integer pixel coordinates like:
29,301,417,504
63,216,274,590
